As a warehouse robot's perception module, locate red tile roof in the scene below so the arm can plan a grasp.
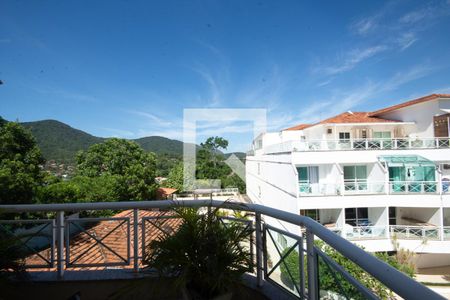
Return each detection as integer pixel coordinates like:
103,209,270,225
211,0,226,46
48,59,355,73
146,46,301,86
284,124,312,131
26,210,181,271
284,93,450,131
369,94,450,116
316,111,401,124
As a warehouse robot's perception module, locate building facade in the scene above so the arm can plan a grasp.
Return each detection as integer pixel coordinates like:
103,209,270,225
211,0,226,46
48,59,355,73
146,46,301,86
246,94,450,269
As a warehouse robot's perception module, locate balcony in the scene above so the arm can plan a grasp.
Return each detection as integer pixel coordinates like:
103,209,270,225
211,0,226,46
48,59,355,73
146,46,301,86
0,200,441,299
329,225,446,241
263,137,450,154
298,181,448,196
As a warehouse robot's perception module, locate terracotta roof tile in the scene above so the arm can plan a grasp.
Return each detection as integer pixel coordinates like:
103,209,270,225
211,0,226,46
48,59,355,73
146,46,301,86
369,94,450,116
316,111,401,124
283,124,312,131
25,209,181,271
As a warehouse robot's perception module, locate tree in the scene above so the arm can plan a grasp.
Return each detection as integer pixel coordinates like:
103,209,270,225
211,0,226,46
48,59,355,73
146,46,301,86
165,162,184,191
197,137,231,180
199,136,228,168
279,240,414,299
0,122,44,204
76,138,157,200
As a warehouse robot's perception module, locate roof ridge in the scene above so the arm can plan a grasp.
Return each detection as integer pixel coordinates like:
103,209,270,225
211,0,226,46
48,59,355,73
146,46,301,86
369,93,450,116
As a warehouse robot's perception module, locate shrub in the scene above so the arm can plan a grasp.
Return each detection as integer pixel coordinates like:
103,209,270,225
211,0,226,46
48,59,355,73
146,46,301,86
143,206,253,299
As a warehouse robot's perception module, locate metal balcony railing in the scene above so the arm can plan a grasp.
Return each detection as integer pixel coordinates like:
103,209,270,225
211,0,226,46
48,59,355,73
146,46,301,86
0,200,443,300
263,137,450,154
298,181,444,196
390,225,441,240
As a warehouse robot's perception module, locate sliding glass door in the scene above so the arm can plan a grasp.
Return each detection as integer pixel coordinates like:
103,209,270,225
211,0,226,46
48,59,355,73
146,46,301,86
344,165,367,191
298,166,319,194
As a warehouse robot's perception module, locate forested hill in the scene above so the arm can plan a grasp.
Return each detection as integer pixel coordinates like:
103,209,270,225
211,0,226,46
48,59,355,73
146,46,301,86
20,119,193,162
19,119,242,163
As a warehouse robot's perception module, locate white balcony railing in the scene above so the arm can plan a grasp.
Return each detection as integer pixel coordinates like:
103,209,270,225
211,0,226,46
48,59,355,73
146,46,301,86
390,225,440,240
344,226,387,240
0,200,441,300
299,181,442,196
444,226,450,241
331,225,444,241
263,137,450,154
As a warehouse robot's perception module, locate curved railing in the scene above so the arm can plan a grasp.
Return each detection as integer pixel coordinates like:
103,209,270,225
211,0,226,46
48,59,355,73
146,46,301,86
0,200,443,300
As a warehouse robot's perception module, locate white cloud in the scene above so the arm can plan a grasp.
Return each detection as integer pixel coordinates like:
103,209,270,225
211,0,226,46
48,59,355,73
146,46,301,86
396,32,418,51
294,63,438,125
127,110,173,127
400,7,432,24
351,17,378,35
315,45,388,76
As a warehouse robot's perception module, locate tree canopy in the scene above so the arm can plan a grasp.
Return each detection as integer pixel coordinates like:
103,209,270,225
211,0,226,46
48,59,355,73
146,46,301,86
75,138,158,200
0,121,44,204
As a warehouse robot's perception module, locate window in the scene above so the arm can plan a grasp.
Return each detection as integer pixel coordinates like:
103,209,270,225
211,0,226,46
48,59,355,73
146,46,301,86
361,129,367,139
373,131,391,139
339,132,350,141
297,166,319,193
389,207,396,225
344,165,367,191
345,207,369,226
327,128,333,134
300,209,320,221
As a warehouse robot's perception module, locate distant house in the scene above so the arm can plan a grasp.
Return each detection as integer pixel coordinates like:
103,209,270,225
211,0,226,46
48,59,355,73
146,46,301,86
156,187,178,200
154,177,167,184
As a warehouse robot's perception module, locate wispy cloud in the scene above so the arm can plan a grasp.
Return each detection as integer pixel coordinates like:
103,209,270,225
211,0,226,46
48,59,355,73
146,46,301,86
127,110,174,127
396,32,418,51
350,16,379,36
295,63,438,125
314,45,387,76
191,67,222,107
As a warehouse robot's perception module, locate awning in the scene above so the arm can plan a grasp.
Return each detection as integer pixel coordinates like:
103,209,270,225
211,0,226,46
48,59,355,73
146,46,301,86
377,155,435,167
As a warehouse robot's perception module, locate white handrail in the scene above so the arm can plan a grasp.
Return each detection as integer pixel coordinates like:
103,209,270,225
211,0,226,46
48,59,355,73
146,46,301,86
262,137,450,154
0,200,443,300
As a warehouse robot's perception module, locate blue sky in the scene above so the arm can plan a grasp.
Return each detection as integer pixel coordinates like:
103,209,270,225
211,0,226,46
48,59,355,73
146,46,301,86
1,0,450,152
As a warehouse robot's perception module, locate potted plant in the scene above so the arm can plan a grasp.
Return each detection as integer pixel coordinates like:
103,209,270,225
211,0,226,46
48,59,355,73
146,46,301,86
143,205,254,299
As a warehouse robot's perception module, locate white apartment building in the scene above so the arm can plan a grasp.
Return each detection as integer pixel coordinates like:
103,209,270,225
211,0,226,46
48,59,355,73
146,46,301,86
246,94,450,269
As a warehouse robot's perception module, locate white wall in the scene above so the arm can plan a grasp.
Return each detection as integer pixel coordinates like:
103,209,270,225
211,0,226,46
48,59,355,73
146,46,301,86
369,207,388,226
378,99,450,138
246,155,299,233
397,207,441,225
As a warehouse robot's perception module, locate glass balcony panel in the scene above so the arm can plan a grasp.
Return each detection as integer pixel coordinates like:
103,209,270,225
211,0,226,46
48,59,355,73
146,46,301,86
264,227,302,298
317,250,372,300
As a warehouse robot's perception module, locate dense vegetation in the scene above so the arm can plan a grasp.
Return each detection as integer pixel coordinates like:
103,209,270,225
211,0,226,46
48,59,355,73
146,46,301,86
279,240,415,299
164,136,246,193
0,118,245,206
0,119,44,204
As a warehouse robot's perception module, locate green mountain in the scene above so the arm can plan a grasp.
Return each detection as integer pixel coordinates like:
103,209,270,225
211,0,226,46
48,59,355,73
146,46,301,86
20,119,192,162
17,119,244,163
21,120,104,162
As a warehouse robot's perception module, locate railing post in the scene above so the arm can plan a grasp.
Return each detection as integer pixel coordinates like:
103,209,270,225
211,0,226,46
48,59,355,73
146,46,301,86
56,211,65,279
306,229,318,300
255,212,264,287
133,208,139,273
